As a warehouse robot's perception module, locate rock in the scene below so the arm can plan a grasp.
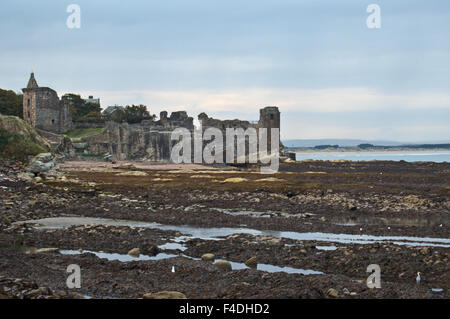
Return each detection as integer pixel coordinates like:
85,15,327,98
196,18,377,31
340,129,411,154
17,172,34,182
128,248,140,257
68,292,85,299
35,248,59,253
117,171,148,176
143,291,187,299
222,177,248,183
245,256,257,269
326,288,339,298
146,245,160,256
26,153,56,174
33,176,43,183
214,260,232,271
201,253,215,261
34,153,54,163
267,238,282,245
420,247,430,255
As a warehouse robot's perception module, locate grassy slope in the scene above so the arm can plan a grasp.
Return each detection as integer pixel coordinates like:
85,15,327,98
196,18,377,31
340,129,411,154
65,128,105,139
0,114,50,161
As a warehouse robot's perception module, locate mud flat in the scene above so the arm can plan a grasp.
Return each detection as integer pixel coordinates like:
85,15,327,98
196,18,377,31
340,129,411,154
0,160,449,298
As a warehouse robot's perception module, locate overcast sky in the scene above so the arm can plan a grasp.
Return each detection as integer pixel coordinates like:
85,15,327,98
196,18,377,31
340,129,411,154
1,0,449,141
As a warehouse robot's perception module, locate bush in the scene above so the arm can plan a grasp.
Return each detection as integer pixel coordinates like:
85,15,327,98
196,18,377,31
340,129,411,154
0,89,23,118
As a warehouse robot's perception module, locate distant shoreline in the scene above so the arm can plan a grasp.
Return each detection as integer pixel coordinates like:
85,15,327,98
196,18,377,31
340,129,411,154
289,147,450,153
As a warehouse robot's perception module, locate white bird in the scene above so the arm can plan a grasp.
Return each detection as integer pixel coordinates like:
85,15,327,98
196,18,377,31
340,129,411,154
416,272,421,284
171,266,175,273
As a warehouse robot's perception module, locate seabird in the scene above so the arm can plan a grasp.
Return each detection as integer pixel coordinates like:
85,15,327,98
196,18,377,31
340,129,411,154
172,266,175,273
416,272,421,284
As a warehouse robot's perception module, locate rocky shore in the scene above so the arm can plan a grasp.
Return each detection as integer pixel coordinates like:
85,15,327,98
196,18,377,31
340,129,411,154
0,159,448,299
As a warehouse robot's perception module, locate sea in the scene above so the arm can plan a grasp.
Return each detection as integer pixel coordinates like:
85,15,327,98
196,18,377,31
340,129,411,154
295,151,450,163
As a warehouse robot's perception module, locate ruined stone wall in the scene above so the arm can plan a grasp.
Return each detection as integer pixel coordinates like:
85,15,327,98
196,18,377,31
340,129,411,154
197,107,280,163
83,108,279,163
22,90,36,127
99,121,177,161
23,87,73,134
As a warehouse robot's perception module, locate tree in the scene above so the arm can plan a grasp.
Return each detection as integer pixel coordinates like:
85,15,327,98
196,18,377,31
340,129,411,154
65,94,103,123
124,104,154,124
0,89,23,118
104,104,155,124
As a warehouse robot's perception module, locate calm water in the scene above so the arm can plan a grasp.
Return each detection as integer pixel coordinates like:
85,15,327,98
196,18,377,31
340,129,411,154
23,217,450,247
295,151,450,162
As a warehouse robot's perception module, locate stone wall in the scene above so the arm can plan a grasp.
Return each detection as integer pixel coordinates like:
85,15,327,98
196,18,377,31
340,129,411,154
84,110,194,161
198,106,281,163
22,74,73,134
84,107,280,163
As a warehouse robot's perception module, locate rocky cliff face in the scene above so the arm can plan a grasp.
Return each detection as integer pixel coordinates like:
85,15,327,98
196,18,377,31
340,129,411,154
83,121,176,161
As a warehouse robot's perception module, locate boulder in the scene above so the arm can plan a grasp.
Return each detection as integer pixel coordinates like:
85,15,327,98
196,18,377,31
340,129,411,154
326,288,339,298
146,245,160,256
143,291,187,299
26,153,56,174
128,248,140,257
201,253,215,261
33,153,54,163
214,260,232,271
245,256,258,269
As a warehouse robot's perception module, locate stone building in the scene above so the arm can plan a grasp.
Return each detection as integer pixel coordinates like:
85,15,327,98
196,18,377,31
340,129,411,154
198,106,280,163
22,73,72,133
84,107,280,163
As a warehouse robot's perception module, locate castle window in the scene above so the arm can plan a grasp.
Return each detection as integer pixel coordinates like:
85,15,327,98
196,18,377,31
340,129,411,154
28,111,30,119
27,99,30,107
52,119,55,125
270,114,274,120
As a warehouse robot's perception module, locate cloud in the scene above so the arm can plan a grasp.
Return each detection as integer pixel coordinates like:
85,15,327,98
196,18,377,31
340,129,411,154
72,87,450,114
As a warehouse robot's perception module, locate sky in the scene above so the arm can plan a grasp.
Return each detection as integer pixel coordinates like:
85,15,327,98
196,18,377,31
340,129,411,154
0,0,449,142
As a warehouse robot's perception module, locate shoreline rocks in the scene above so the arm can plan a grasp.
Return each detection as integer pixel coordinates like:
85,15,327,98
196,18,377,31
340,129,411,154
214,260,232,271
128,248,140,257
245,256,258,269
201,253,215,261
143,291,187,299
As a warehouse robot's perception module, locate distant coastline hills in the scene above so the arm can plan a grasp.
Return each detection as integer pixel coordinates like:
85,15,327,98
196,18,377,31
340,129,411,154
283,139,450,150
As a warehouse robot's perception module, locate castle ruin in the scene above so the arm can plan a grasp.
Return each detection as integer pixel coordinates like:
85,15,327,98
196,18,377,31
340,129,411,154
22,73,73,133
22,73,281,163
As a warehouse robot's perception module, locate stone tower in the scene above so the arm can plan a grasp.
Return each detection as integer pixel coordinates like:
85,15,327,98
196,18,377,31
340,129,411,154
22,73,72,133
258,106,280,151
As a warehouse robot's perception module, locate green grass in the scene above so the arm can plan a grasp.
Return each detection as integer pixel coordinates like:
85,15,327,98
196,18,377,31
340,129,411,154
65,128,104,139
0,128,46,161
